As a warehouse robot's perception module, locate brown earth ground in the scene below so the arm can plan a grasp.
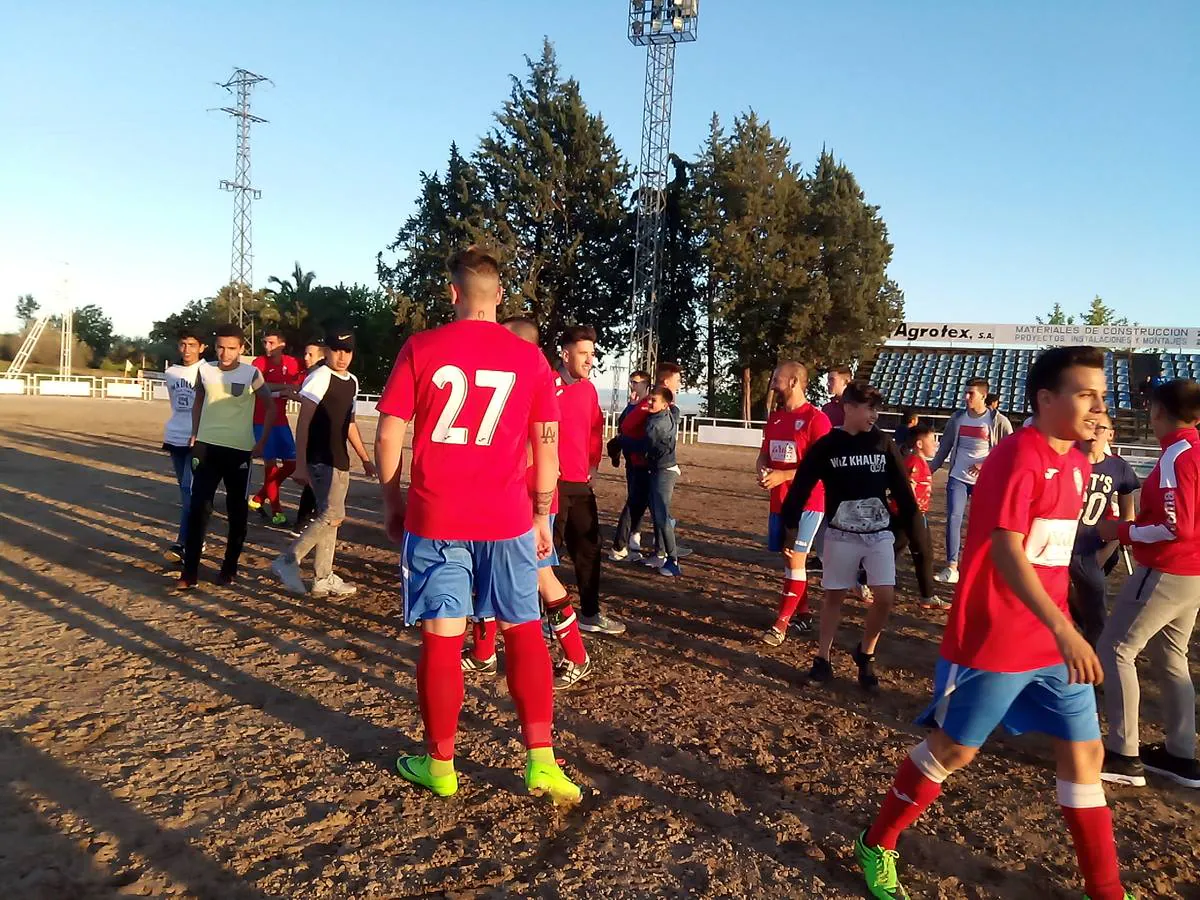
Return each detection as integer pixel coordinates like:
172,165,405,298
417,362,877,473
0,396,1197,900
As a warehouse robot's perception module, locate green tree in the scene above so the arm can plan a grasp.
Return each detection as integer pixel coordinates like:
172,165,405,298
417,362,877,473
1080,294,1128,326
1036,302,1075,325
16,294,39,327
655,154,705,381
73,303,115,364
266,262,317,335
377,143,482,338
470,40,633,356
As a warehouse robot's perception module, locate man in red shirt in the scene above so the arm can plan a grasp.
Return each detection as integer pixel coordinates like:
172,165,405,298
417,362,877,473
1098,378,1200,790
855,346,1132,900
374,246,580,805
756,361,831,643
249,328,304,527
552,325,613,653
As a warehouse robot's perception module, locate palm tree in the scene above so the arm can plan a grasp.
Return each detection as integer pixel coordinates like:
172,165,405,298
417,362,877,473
266,262,316,335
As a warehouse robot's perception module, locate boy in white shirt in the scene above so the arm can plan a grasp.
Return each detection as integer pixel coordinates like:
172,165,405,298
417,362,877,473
162,330,206,561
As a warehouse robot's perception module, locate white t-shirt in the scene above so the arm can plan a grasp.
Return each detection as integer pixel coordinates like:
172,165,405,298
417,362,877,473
949,410,993,485
163,361,202,448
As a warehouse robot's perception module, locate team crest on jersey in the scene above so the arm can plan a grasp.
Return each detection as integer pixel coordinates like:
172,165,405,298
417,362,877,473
1073,467,1084,495
795,419,806,431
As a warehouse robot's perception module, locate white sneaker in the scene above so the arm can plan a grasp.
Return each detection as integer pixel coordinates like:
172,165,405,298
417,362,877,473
629,532,643,552
641,554,667,569
312,573,357,597
608,546,630,562
271,555,307,594
934,567,960,585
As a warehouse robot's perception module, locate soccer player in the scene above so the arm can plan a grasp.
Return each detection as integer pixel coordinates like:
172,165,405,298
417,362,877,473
462,317,593,691
272,328,376,598
553,325,612,638
375,246,580,804
292,339,327,535
854,346,1132,900
894,425,943,611
248,327,303,527
781,382,918,690
1098,378,1200,790
179,324,274,589
162,329,207,561
821,364,853,427
756,361,831,644
931,377,1014,584
1068,413,1137,647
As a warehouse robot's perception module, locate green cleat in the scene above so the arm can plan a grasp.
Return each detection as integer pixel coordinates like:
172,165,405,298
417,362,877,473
855,831,910,899
525,758,582,806
271,512,289,527
1085,894,1136,899
396,754,458,797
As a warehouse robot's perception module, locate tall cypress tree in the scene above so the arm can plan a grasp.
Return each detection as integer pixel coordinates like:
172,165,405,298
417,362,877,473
655,154,704,379
471,40,633,356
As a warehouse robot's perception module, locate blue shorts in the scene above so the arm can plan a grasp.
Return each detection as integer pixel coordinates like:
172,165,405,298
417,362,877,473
916,657,1101,747
401,530,539,626
767,510,824,554
253,424,296,461
538,515,559,570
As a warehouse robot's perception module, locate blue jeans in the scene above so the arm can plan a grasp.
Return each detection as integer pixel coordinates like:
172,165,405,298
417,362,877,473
166,444,192,546
649,468,679,560
945,477,973,565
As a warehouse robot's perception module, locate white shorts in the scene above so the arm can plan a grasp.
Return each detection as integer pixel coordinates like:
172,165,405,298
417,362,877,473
822,530,896,590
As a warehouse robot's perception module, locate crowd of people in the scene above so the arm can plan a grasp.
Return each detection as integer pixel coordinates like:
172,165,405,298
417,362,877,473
156,246,1200,900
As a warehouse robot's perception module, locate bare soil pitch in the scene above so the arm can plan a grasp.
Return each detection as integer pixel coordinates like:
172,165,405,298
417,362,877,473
1,397,1197,899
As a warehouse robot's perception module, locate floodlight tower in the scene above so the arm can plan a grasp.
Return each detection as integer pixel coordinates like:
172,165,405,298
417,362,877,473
218,68,270,327
612,0,698,412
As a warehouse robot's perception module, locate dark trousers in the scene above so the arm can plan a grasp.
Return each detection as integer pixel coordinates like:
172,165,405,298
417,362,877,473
555,480,602,618
296,484,317,527
1069,551,1108,647
893,513,934,598
183,442,252,582
613,466,651,552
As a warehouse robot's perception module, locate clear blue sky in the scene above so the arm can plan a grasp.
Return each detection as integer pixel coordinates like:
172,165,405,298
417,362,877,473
2,1,1197,351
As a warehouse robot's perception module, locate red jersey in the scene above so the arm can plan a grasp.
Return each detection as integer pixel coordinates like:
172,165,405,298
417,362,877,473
252,354,303,425
906,454,932,513
376,320,559,541
620,400,652,468
761,404,831,514
941,427,1090,673
554,369,604,483
1119,428,1200,575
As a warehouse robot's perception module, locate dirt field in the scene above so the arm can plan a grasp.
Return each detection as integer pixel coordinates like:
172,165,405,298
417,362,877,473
1,396,1197,899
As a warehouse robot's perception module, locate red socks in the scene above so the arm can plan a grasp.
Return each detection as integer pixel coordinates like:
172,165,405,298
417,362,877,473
1058,781,1124,900
471,618,497,661
774,568,808,631
866,742,949,850
546,594,588,665
416,631,465,760
260,460,295,512
502,621,554,749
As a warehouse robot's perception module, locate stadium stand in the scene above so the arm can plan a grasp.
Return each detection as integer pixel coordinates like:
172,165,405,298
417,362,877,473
860,347,1187,425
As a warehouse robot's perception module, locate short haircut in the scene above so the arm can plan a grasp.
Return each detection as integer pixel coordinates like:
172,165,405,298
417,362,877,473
262,326,285,341
1026,346,1106,413
178,329,204,343
448,245,501,298
985,392,1000,406
303,337,325,350
907,423,934,449
214,323,245,343
656,361,682,381
501,316,539,343
1152,378,1200,424
967,377,989,394
561,324,597,347
830,364,853,379
651,386,674,404
777,360,808,385
630,370,652,383
842,380,883,409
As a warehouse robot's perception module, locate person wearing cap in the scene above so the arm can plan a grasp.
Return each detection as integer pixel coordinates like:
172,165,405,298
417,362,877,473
272,327,376,597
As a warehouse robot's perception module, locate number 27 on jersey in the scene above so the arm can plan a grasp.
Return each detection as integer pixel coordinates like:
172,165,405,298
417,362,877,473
431,365,516,446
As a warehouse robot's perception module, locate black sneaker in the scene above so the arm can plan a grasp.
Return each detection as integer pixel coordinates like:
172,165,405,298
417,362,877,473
792,613,814,635
809,656,834,683
852,643,879,692
1141,743,1200,788
1100,749,1147,787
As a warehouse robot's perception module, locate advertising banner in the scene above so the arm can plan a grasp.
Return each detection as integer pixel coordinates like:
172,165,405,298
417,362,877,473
887,322,1200,351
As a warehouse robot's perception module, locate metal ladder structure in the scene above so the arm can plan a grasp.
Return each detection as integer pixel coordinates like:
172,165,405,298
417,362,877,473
7,312,53,376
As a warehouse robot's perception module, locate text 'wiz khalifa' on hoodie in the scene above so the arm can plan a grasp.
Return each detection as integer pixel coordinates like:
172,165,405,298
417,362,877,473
781,427,919,538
